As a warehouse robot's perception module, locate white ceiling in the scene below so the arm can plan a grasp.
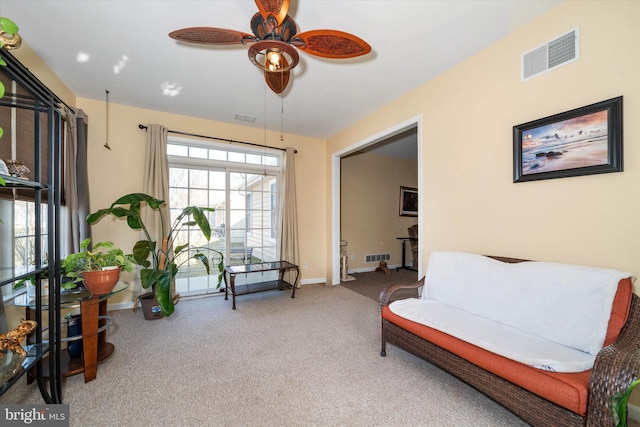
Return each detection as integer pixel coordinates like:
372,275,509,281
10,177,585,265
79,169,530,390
3,0,561,142
354,127,418,160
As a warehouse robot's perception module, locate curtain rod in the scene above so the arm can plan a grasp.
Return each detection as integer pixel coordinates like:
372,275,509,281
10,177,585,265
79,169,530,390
137,124,297,153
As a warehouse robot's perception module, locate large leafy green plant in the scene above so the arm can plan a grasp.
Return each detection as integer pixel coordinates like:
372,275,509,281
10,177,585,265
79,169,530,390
87,193,224,317
610,379,640,427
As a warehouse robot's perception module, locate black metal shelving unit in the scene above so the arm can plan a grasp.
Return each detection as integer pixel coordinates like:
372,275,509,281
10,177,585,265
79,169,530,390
0,51,63,403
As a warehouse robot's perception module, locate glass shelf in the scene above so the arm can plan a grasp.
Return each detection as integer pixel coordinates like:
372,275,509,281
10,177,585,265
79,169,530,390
0,174,46,190
12,281,130,309
0,344,49,396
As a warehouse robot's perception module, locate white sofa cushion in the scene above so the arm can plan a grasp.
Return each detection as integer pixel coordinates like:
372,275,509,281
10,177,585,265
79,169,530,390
389,298,596,372
421,251,631,357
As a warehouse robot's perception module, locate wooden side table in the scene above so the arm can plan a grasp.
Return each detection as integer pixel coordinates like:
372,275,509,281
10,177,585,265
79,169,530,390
396,237,418,271
17,281,128,383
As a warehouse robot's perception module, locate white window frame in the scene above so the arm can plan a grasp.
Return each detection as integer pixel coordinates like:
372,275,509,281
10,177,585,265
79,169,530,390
166,137,283,294
0,200,48,300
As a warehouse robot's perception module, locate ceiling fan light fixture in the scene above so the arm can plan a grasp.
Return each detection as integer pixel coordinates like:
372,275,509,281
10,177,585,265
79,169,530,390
266,49,281,71
249,40,298,73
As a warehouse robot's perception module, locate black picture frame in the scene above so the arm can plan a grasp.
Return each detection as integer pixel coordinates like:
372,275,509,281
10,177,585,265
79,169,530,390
513,96,623,183
399,186,418,217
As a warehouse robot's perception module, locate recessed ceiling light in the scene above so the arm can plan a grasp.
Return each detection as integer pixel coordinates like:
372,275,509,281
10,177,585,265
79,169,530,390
76,52,90,63
161,82,182,97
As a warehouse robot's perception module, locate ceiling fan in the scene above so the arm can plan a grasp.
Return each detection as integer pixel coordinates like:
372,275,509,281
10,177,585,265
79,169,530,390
169,0,371,94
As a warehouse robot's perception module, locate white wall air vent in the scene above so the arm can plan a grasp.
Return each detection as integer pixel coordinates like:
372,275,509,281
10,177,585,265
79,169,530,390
365,253,391,263
522,27,580,81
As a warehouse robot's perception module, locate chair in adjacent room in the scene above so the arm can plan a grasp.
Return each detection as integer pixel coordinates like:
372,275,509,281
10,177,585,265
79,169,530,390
407,224,418,270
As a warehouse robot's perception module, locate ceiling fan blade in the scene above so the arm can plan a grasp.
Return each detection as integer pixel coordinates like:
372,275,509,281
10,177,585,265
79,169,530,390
169,27,255,45
265,70,290,94
255,0,290,27
293,30,371,59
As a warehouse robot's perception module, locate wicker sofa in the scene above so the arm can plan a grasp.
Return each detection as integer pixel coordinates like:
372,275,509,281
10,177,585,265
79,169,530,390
379,252,640,427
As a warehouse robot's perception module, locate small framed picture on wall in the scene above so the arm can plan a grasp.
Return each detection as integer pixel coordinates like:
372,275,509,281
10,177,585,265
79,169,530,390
399,186,418,217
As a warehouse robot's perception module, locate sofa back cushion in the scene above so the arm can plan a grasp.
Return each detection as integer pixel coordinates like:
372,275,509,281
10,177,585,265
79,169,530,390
604,277,633,346
422,251,633,356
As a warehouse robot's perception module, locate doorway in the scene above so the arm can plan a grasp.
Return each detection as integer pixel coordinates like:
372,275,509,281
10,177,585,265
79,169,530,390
331,116,422,285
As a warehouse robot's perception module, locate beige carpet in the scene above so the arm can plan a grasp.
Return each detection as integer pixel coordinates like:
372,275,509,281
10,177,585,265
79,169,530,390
340,269,419,302
1,284,529,426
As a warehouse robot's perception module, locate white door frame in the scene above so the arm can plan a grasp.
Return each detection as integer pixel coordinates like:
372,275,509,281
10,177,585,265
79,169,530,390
331,116,423,285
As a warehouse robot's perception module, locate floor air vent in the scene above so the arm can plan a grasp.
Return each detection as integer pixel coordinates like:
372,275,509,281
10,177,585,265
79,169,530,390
522,27,579,81
365,253,391,263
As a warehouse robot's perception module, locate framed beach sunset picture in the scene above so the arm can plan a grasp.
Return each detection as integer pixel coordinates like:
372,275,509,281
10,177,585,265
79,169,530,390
513,96,622,183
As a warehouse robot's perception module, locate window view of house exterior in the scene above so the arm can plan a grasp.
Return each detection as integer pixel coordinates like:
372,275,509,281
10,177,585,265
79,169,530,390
167,140,281,297
0,200,47,299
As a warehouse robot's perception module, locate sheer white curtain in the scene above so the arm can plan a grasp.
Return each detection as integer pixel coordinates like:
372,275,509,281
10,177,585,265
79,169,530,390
140,124,171,300
279,147,299,286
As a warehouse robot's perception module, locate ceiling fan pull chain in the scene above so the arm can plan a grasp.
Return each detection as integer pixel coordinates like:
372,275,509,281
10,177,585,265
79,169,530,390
280,77,284,142
263,70,268,177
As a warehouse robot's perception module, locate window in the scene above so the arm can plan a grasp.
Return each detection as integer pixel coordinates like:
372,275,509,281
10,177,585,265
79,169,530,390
0,200,48,299
270,183,276,239
0,70,68,301
246,193,253,235
230,171,278,264
167,138,282,297
14,201,48,271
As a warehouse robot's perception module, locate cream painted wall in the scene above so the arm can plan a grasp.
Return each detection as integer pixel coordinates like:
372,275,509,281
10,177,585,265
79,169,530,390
76,97,327,305
341,152,417,271
327,1,640,283
12,40,75,108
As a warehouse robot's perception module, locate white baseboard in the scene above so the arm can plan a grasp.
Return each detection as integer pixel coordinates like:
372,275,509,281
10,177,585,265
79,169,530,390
108,301,136,312
108,280,324,311
301,278,326,285
349,266,376,273
347,263,407,274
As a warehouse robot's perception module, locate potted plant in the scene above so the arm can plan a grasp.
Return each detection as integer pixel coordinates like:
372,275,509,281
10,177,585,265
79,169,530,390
63,238,135,295
13,263,50,297
86,193,224,318
611,379,640,427
13,258,79,296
